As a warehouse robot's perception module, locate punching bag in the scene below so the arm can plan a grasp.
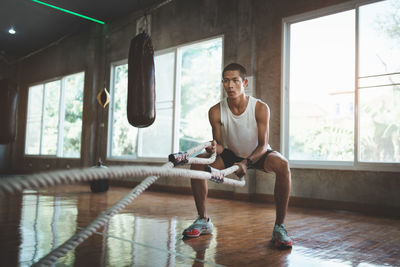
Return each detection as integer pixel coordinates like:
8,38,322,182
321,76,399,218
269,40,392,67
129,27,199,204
127,32,156,128
0,79,18,144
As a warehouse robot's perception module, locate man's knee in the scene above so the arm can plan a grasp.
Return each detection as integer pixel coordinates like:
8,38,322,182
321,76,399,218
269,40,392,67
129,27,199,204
278,158,291,177
265,153,291,176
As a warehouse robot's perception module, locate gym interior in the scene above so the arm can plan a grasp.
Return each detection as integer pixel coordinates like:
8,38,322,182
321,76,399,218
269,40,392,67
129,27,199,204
0,0,399,266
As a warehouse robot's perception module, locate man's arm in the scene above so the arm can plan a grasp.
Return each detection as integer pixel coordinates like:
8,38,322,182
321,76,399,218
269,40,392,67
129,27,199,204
206,103,224,154
235,100,270,175
247,100,270,162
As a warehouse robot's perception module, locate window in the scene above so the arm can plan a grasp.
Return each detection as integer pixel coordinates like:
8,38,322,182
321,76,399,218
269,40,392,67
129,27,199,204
282,0,399,170
25,72,84,158
108,37,223,160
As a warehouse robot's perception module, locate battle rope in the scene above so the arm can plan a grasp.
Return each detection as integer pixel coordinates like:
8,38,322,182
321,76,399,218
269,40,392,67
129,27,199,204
33,142,210,266
0,142,245,266
33,162,174,266
0,161,244,196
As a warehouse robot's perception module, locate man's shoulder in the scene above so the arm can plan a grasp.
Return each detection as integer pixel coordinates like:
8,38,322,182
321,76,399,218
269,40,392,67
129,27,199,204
254,98,270,119
254,98,268,109
209,102,221,115
210,101,221,110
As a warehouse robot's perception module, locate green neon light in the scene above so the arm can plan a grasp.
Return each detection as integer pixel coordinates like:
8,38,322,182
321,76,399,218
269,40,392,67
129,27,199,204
31,0,105,24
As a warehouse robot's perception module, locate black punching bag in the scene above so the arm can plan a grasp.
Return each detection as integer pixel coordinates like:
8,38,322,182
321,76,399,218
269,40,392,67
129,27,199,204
0,79,18,144
127,32,156,128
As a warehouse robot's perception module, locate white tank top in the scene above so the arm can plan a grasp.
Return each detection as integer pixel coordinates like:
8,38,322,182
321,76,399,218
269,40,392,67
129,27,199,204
220,96,271,158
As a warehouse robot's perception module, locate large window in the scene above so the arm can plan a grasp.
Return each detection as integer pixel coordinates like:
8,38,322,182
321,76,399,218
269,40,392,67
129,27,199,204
108,37,223,160
25,72,84,158
282,0,399,170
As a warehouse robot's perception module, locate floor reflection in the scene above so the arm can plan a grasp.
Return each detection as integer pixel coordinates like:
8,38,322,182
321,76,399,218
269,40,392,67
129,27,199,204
19,190,77,266
3,185,398,267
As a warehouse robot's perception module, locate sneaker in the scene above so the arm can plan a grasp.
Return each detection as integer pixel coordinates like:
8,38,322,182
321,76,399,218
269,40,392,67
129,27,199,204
272,224,293,248
183,217,214,238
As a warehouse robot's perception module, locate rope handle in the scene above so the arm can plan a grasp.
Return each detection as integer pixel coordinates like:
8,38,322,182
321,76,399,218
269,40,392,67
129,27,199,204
205,165,245,186
169,152,217,166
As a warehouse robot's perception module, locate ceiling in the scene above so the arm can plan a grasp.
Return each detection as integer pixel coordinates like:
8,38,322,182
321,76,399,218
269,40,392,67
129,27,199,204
0,0,163,63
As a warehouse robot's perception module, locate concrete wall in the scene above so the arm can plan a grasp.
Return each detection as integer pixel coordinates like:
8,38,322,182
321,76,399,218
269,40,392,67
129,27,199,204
0,62,17,173
0,0,398,212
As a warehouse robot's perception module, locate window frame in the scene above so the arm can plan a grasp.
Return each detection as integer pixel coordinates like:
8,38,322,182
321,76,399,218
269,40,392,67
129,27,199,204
107,35,224,162
281,0,400,171
24,71,85,159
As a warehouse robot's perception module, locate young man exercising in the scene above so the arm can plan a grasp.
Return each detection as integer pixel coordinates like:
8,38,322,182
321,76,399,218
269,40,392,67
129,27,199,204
183,63,293,248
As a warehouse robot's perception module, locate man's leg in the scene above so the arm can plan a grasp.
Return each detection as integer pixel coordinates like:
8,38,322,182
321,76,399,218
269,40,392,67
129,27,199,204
190,154,225,220
263,151,293,247
263,151,291,225
182,154,225,238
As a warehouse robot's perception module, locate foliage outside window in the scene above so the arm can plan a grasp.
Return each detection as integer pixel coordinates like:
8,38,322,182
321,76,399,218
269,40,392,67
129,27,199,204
283,0,399,168
25,72,84,158
108,37,222,159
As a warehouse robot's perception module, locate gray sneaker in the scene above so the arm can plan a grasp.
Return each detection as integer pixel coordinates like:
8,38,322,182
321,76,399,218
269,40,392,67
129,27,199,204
183,217,214,238
272,224,293,248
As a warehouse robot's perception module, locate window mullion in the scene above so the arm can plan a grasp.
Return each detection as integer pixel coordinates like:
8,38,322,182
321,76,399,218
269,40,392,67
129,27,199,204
171,50,178,154
57,79,66,157
282,21,291,159
107,64,116,158
173,48,181,153
39,84,46,155
354,5,360,167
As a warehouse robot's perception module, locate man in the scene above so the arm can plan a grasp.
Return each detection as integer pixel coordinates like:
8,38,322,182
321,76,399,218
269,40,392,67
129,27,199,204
183,63,293,248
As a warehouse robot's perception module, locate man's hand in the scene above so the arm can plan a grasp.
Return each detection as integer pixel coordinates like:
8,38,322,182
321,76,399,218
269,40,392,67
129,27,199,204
234,160,247,177
205,140,217,154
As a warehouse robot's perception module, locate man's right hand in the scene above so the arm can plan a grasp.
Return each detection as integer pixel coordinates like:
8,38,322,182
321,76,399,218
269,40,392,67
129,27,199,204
234,160,247,177
205,140,217,154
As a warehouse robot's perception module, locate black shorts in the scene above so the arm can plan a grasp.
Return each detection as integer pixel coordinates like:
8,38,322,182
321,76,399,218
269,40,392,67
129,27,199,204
220,148,274,169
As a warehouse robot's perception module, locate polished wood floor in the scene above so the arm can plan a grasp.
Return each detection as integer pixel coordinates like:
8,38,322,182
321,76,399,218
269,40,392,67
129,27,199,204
0,184,399,267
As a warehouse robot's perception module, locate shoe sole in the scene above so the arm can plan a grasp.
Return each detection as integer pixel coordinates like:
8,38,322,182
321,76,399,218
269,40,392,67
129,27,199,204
183,229,213,238
272,237,293,248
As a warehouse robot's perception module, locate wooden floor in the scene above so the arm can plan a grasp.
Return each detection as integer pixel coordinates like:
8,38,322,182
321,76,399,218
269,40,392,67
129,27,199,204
0,185,399,267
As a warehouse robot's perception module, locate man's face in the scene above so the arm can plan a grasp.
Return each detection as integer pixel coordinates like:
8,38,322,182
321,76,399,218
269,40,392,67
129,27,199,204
222,70,248,99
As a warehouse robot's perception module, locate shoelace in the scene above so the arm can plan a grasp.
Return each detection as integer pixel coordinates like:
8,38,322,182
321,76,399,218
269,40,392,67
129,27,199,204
275,225,288,235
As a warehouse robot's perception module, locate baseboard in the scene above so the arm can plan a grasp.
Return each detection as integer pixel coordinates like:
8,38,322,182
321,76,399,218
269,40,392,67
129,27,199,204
109,181,400,219
285,195,400,219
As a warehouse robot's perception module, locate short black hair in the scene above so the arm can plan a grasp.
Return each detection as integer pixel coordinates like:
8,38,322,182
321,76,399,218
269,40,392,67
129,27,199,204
222,63,247,80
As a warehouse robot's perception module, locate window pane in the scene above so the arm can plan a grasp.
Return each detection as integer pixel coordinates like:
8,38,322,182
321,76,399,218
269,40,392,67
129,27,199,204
155,52,175,102
137,52,175,158
25,85,43,155
359,0,400,77
289,11,355,161
359,85,400,162
111,64,138,157
62,72,84,157
179,38,222,151
359,0,400,163
41,81,60,155
139,107,173,158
